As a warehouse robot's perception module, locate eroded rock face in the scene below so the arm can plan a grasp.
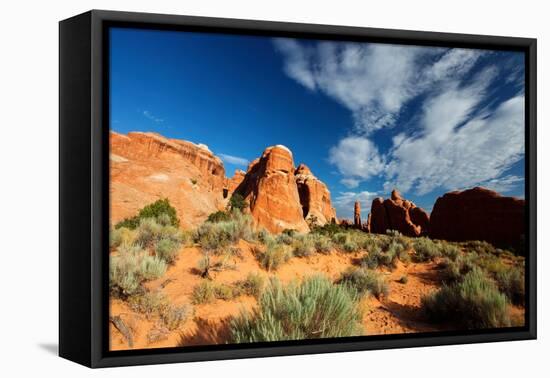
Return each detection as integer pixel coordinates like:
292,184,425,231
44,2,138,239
429,187,525,248
369,189,429,237
294,164,337,226
225,169,246,198
234,146,309,233
112,132,338,234
110,131,226,229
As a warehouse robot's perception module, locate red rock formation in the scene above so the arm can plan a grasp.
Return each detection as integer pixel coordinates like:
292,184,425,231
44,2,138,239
110,131,226,229
369,189,429,237
430,187,525,248
234,145,309,233
354,201,361,227
225,169,246,197
294,164,337,226
112,131,338,234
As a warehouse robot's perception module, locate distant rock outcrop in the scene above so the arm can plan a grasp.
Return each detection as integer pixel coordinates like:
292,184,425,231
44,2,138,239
369,189,430,237
354,201,361,228
429,187,525,248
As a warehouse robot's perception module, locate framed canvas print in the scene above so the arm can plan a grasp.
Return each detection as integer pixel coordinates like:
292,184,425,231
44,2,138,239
59,10,537,368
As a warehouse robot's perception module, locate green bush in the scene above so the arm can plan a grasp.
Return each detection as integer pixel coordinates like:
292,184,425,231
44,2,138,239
155,238,180,264
440,254,476,283
207,211,231,223
310,222,345,236
161,304,193,330
228,193,248,211
422,267,510,329
191,280,239,304
413,237,441,262
398,275,408,284
311,234,333,254
339,267,389,299
235,272,265,298
229,275,363,343
332,232,349,245
194,210,254,250
110,227,135,249
495,266,525,306
110,246,167,297
276,233,294,245
257,239,292,271
342,240,360,253
292,235,315,257
360,245,383,269
128,290,169,319
115,198,179,229
440,243,461,261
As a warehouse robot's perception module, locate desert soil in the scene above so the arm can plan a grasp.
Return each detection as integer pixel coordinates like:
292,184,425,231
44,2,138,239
109,240,524,350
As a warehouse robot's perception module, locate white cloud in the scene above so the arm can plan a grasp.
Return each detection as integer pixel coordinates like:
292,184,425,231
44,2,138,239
384,94,525,195
328,136,385,181
273,39,316,91
333,191,379,220
219,153,250,167
142,110,164,123
276,39,524,197
478,175,524,194
340,178,360,189
274,40,485,135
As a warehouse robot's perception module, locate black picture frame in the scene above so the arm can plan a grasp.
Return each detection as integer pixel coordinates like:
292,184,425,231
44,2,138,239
59,9,537,368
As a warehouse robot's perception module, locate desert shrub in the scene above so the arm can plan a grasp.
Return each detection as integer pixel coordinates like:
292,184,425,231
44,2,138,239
194,211,254,250
398,275,409,284
413,237,441,262
292,235,315,257
461,240,497,256
384,240,405,267
207,211,231,223
161,304,193,330
110,227,135,249
332,232,349,246
228,193,248,212
115,198,179,229
311,234,333,254
255,228,270,243
134,217,163,247
191,280,239,304
276,233,294,245
440,254,476,283
338,267,389,299
342,239,360,253
360,245,383,269
194,221,230,250
256,239,292,271
110,246,166,297
310,222,345,236
230,275,363,343
282,228,297,237
422,267,510,329
440,243,461,261
495,266,525,306
155,238,180,264
235,272,265,298
128,290,169,319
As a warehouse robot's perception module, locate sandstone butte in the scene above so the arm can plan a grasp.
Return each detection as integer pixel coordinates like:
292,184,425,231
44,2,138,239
368,189,430,237
110,131,337,234
429,187,525,248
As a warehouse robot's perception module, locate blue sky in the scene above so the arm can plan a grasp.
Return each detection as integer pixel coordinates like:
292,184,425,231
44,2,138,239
110,28,525,219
